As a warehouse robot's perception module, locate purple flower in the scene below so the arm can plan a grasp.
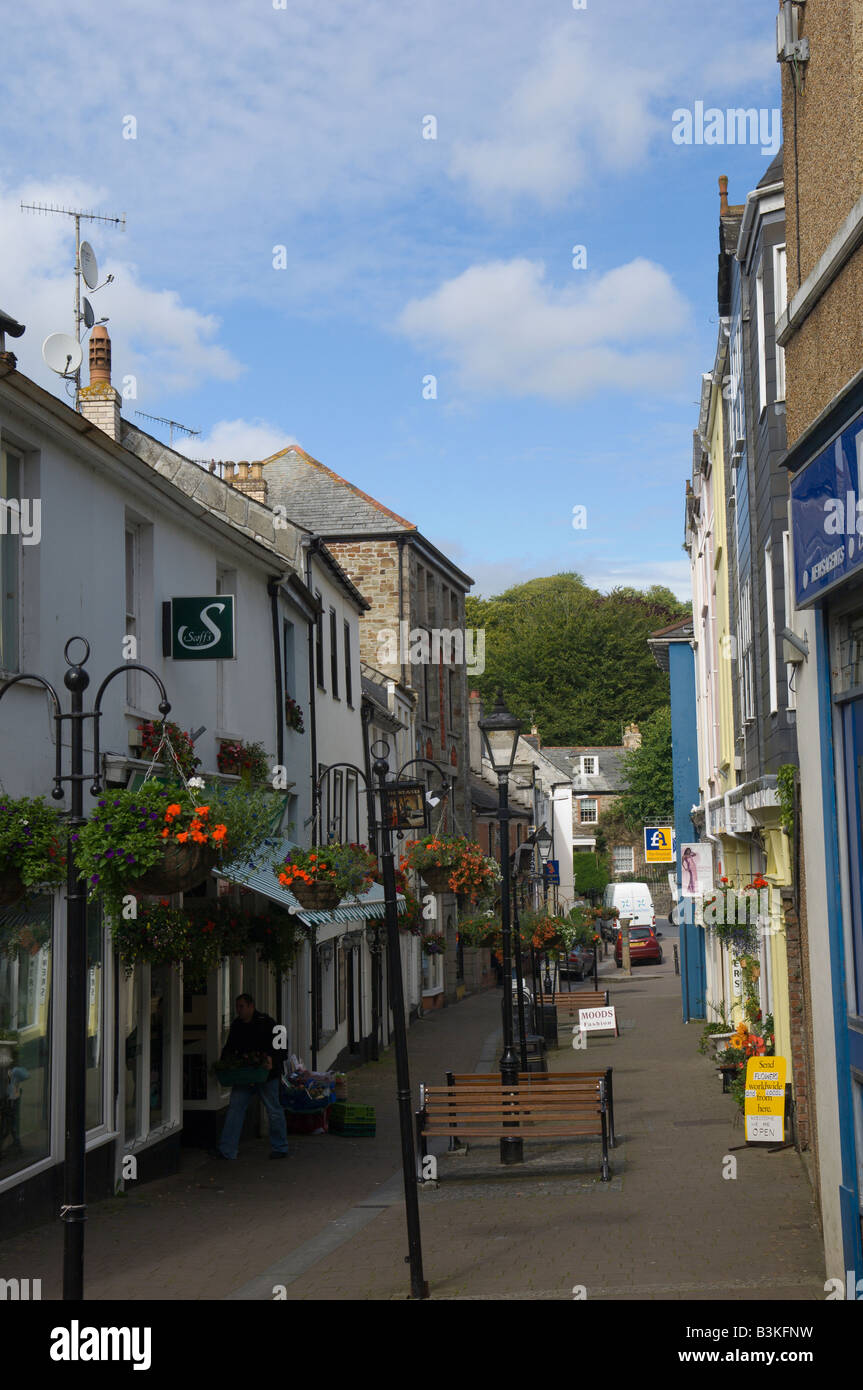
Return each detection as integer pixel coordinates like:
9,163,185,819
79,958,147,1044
105,849,115,858
149,812,158,820
98,800,106,808
138,822,147,830
90,874,100,884
70,833,79,842
104,824,112,832
113,800,120,806
126,854,135,864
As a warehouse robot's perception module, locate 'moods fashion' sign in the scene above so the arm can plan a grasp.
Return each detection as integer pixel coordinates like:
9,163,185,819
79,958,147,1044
791,405,863,606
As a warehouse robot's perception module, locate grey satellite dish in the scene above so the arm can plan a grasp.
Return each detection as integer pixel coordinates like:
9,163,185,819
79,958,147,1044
42,332,83,377
80,241,98,290
83,297,95,329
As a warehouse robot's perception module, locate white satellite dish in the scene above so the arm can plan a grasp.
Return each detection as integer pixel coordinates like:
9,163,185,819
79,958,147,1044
42,332,83,377
83,297,95,329
80,241,98,290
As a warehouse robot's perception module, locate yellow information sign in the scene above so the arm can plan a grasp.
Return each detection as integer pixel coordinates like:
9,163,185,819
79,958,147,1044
643,826,674,863
744,1055,787,1143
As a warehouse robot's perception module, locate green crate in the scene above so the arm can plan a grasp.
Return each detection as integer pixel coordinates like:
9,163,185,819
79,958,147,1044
332,1124,376,1137
330,1101,375,1123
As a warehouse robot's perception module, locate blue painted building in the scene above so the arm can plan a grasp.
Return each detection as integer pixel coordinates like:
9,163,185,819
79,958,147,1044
648,618,704,1021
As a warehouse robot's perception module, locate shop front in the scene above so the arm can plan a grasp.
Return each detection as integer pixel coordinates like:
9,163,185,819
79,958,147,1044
787,385,863,1280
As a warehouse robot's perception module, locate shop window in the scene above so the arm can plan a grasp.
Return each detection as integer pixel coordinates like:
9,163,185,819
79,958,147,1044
344,622,353,707
0,895,53,1180
337,946,346,1025
86,903,105,1132
124,968,143,1142
329,608,339,696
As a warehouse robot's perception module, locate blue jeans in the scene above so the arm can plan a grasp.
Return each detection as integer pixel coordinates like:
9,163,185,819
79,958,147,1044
218,1077,289,1158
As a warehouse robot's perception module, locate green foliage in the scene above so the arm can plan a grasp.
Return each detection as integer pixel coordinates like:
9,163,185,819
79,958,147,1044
0,796,67,890
572,851,609,899
617,705,674,829
216,739,271,785
697,1022,732,1055
465,574,688,745
137,719,201,780
276,842,378,898
777,764,796,836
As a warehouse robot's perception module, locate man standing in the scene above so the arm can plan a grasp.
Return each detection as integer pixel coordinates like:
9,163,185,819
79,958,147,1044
213,993,290,1160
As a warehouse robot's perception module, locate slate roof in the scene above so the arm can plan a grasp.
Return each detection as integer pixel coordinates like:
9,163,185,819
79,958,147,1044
757,147,783,188
261,445,416,535
648,616,695,672
541,746,628,794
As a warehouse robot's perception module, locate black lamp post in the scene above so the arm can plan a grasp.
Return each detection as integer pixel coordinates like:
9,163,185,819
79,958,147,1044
478,691,523,1163
0,637,170,1301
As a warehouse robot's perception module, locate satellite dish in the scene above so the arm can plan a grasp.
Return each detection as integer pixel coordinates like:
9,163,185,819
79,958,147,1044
42,332,83,377
80,241,98,290
83,298,95,329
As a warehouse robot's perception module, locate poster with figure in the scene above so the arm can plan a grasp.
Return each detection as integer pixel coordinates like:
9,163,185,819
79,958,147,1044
680,843,713,897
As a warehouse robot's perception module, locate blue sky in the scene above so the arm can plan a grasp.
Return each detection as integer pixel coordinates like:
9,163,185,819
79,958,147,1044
0,0,782,597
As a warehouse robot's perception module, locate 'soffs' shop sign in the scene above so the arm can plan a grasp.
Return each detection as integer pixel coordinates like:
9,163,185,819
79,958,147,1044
791,406,863,606
164,596,236,659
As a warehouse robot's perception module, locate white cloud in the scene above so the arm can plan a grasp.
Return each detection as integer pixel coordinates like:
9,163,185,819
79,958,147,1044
581,558,691,600
396,256,691,401
187,419,297,463
0,180,242,400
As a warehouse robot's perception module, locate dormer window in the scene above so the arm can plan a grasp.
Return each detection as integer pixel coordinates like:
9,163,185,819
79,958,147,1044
581,756,597,776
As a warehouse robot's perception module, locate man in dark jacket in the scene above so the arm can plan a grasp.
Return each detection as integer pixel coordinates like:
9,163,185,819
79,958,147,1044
214,994,289,1160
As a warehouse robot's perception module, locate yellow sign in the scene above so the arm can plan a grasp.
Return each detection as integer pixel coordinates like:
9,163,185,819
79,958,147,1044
644,826,674,863
744,1055,787,1142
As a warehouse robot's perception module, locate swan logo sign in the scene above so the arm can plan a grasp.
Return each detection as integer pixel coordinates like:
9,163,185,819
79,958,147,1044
167,597,235,660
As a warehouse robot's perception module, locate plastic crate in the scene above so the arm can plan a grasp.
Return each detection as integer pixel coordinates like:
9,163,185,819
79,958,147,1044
332,1123,376,1138
330,1101,375,1124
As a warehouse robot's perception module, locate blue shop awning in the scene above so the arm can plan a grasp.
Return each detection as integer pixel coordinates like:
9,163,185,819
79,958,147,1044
212,836,404,925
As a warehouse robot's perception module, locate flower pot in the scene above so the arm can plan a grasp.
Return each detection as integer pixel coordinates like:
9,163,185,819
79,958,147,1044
134,841,221,895
0,868,25,909
421,866,455,895
289,881,343,911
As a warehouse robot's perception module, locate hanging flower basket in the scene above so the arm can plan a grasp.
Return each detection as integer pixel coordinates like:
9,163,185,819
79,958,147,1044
420,865,455,895
133,840,221,895
290,881,343,911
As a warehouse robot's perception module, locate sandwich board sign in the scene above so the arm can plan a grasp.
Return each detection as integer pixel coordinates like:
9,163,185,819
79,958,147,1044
577,1005,618,1036
166,597,235,660
644,826,674,863
744,1055,787,1143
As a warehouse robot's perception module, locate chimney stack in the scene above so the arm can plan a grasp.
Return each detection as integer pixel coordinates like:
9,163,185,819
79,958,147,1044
718,174,729,216
225,459,268,505
79,325,122,442
622,722,642,750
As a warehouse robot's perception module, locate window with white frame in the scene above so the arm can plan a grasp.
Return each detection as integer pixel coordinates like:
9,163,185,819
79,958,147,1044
756,258,768,416
580,797,598,824
774,244,787,402
729,319,745,447
612,845,634,875
581,755,597,775
764,541,778,713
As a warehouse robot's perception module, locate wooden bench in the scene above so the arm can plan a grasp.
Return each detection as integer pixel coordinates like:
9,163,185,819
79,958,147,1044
446,1069,615,1147
416,1081,611,1182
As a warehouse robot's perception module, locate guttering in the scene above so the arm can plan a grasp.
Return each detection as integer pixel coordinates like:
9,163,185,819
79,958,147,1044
735,180,784,266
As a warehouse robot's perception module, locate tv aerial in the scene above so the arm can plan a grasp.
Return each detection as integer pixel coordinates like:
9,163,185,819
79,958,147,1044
134,411,200,448
20,201,125,407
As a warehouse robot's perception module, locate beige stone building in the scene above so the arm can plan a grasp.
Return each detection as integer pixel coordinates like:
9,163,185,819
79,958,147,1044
778,0,863,1284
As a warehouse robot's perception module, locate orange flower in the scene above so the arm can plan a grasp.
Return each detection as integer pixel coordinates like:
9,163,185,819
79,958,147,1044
161,828,170,839
195,806,210,819
165,803,182,821
211,824,227,843
177,831,190,844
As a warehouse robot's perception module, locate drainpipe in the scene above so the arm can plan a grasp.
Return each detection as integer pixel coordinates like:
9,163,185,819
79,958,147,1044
305,538,322,840
267,577,284,770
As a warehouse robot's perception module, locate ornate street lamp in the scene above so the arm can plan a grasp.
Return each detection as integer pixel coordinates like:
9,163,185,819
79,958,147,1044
478,692,523,1163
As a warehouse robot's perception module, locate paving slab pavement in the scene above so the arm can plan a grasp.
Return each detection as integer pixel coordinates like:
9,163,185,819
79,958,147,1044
0,936,827,1302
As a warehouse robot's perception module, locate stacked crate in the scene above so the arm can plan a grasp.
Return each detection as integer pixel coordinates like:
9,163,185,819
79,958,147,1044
329,1101,375,1137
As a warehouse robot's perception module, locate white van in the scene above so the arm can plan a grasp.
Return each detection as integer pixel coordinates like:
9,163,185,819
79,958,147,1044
602,882,655,933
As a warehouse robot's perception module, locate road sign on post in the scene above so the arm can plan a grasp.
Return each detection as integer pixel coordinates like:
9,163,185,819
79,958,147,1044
644,826,674,862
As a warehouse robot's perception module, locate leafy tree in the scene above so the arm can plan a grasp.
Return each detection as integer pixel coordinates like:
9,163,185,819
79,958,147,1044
465,573,688,745
572,851,609,900
617,705,674,829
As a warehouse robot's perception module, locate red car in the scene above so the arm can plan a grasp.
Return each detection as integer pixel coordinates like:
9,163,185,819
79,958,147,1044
614,925,663,967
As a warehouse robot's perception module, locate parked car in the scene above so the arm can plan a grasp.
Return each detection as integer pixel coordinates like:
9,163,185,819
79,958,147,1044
614,925,663,968
560,943,596,981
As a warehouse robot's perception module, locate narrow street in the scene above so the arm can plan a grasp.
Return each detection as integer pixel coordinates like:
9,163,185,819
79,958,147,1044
0,928,824,1301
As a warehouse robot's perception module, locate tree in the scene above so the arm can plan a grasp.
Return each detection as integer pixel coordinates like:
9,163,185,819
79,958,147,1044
617,705,674,828
572,851,609,901
465,574,688,746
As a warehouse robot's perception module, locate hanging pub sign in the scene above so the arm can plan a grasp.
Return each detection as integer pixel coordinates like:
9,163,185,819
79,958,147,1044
379,781,428,832
162,597,235,660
